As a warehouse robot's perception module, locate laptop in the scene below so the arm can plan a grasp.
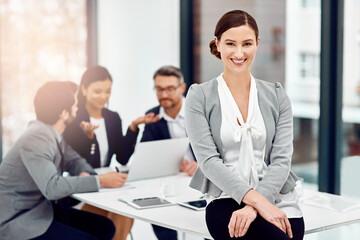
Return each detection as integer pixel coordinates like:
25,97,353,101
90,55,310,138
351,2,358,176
126,138,189,182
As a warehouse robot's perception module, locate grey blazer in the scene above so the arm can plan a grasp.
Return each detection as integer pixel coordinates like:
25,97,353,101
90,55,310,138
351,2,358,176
185,78,298,205
0,120,99,240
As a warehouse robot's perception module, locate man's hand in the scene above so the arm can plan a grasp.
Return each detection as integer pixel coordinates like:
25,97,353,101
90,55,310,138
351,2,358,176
98,172,127,188
180,159,198,176
79,172,90,176
228,205,257,238
80,121,99,139
129,112,160,132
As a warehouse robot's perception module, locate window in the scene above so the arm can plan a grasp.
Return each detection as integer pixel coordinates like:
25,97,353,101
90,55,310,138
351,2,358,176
299,52,320,79
0,0,87,156
341,0,360,198
301,0,320,9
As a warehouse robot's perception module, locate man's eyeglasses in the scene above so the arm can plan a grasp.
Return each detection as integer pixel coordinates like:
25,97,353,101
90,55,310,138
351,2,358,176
154,83,183,95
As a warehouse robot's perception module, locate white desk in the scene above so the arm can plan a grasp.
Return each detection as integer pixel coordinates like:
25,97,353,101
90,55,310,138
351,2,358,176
73,173,360,238
73,173,211,238
301,189,360,234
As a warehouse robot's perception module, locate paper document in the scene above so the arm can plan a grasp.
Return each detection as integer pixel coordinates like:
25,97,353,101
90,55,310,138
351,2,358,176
99,183,135,192
303,193,360,213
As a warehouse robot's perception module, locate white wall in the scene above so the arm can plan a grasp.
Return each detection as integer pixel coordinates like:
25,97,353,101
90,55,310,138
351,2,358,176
97,0,180,132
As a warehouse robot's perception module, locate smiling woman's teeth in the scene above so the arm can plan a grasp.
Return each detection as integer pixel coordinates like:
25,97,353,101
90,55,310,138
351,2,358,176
232,59,245,64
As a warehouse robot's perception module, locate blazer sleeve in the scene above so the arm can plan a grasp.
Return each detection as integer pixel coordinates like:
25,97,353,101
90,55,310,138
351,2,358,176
185,84,252,204
113,113,138,165
255,83,294,204
20,131,98,200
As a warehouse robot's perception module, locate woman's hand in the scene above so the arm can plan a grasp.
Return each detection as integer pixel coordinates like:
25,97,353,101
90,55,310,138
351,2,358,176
243,190,293,238
228,205,257,238
256,200,293,238
80,121,99,139
129,112,160,132
98,172,128,188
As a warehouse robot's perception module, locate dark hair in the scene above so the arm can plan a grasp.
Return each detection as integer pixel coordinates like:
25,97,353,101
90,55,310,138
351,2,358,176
153,65,184,83
78,65,113,107
210,10,259,59
34,81,78,124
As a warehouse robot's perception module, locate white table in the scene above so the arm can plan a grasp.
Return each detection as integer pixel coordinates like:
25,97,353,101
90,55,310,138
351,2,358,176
300,189,360,234
73,173,211,238
73,173,360,238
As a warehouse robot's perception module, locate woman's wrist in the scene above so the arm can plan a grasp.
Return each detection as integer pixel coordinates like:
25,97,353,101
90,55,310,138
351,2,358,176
243,204,257,214
242,189,267,210
86,132,95,139
129,122,138,132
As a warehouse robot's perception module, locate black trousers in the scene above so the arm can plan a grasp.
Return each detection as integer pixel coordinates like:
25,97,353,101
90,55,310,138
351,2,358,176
30,204,115,240
206,198,305,240
152,224,178,240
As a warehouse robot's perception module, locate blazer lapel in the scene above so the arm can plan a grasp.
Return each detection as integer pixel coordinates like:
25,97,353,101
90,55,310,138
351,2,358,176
208,80,224,157
158,118,171,139
256,79,276,165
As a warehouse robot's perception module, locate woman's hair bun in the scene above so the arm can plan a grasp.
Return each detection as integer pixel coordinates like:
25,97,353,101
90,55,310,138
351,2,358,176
209,40,221,59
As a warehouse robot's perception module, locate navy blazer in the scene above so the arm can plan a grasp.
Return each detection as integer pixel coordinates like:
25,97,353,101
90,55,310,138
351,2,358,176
140,106,170,142
64,107,138,168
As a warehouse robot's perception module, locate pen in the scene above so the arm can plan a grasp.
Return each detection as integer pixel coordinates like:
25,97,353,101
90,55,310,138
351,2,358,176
115,166,120,173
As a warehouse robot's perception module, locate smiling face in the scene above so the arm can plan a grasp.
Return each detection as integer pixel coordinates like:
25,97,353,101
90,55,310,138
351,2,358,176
82,79,112,112
215,25,259,76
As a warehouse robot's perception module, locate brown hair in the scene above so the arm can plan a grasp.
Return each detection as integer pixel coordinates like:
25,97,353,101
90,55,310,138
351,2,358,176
209,10,259,59
34,81,78,124
153,65,184,83
78,65,113,108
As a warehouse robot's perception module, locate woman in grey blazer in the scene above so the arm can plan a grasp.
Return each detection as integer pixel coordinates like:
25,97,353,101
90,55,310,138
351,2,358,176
185,10,304,240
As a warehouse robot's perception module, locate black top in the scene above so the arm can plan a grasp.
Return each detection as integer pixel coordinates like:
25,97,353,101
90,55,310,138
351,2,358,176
63,107,138,168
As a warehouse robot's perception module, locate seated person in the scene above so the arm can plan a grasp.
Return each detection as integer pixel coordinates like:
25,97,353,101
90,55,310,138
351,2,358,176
63,65,159,240
0,81,126,240
141,65,198,240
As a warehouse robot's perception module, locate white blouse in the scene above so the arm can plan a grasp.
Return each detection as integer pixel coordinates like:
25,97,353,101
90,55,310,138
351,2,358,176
215,73,302,218
90,117,109,167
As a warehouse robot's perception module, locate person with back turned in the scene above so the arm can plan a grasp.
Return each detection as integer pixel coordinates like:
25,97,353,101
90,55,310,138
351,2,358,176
0,81,126,240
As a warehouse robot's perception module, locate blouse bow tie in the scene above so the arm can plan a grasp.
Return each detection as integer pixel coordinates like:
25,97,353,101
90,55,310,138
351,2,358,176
232,122,263,187
233,122,263,143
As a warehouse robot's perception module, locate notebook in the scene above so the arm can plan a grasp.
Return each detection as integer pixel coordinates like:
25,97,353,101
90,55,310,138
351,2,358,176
126,138,189,182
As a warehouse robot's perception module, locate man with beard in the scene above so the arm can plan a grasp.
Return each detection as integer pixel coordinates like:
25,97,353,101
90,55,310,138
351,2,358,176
141,66,198,240
0,81,125,240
